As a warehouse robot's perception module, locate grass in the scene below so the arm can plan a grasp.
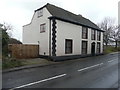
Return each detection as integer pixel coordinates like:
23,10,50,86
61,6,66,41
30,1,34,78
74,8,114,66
2,58,55,70
2,58,24,69
103,46,120,54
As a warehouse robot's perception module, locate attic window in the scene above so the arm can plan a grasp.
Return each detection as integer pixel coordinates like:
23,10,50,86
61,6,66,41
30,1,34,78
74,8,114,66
37,9,43,17
40,23,46,33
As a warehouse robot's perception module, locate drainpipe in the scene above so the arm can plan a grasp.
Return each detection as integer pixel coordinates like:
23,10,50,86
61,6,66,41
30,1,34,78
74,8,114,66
49,19,51,56
38,41,40,55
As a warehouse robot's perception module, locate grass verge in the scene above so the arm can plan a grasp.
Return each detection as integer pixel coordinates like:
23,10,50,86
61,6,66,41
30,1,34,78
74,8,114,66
2,58,55,70
103,46,120,54
2,58,24,69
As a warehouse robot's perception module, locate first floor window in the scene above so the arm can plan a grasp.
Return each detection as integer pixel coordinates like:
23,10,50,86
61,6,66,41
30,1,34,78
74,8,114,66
65,39,73,54
40,23,46,33
82,27,88,39
97,42,101,53
82,41,87,54
91,29,96,40
97,31,101,41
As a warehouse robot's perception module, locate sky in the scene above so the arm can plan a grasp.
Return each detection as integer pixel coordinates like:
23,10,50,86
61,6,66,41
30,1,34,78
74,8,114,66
118,1,120,25
0,0,119,42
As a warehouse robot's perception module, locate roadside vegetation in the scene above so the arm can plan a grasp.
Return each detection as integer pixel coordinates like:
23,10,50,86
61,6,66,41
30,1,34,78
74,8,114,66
103,46,120,54
2,58,23,69
2,58,55,69
1,23,23,69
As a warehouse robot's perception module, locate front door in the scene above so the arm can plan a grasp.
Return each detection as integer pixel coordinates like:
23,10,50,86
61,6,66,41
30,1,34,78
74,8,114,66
91,42,95,56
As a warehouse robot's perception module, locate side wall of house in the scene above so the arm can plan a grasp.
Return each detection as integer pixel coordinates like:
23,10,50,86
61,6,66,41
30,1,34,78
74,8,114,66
23,7,52,55
55,19,103,56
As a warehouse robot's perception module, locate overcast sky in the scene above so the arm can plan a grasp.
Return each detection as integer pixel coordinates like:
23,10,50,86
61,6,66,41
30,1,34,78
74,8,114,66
0,0,119,41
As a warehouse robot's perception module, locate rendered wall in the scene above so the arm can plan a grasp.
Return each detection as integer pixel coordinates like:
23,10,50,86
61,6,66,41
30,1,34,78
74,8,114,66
55,19,103,56
23,7,52,55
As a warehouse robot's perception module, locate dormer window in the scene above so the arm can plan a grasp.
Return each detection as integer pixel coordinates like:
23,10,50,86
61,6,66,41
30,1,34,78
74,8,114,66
37,9,43,17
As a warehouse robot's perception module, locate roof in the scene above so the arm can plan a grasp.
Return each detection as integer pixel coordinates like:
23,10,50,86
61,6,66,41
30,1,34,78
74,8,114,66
35,3,103,31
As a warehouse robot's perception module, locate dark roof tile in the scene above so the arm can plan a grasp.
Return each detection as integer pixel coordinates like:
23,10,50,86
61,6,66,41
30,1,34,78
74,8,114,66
36,3,103,31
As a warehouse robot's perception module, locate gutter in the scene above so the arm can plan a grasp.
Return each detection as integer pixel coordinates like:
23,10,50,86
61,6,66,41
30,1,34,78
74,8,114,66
48,16,104,32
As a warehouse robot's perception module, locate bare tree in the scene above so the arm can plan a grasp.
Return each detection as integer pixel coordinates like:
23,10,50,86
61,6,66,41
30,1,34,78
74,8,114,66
3,22,13,38
97,17,119,47
111,25,120,48
1,22,14,56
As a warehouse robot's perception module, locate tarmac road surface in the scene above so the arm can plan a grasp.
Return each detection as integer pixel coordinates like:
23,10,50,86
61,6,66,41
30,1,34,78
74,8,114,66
2,52,119,89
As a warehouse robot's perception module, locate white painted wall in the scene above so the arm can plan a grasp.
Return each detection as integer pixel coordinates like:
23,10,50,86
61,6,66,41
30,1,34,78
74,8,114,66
81,29,103,54
23,7,52,55
56,20,82,56
100,32,103,53
55,20,103,56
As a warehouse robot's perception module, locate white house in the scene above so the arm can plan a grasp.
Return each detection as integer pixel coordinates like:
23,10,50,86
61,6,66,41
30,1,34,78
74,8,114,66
23,3,104,61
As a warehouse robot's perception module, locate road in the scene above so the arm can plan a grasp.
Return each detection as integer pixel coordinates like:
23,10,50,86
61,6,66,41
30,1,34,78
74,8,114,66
2,52,119,89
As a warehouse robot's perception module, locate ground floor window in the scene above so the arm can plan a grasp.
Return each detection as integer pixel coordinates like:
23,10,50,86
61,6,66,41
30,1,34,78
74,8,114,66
65,39,73,54
82,41,87,55
97,42,101,53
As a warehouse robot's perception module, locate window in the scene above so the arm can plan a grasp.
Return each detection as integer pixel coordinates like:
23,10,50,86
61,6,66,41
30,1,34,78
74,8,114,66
65,39,73,54
97,42,100,53
97,31,101,41
37,9,43,17
82,41,87,55
82,27,88,39
40,23,46,33
91,29,96,40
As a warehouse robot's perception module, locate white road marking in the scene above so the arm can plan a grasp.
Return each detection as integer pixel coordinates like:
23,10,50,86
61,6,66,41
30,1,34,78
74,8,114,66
10,63,105,90
108,60,115,63
78,63,103,72
10,74,66,90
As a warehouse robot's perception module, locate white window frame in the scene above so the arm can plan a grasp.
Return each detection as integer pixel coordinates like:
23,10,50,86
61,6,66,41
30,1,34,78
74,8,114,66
91,29,96,40
82,41,88,55
40,23,46,33
37,9,43,17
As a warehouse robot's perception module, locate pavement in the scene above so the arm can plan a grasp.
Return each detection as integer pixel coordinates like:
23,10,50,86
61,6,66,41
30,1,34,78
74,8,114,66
2,52,119,89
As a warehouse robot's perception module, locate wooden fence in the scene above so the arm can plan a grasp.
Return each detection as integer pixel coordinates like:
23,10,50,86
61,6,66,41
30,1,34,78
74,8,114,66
8,44,39,59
